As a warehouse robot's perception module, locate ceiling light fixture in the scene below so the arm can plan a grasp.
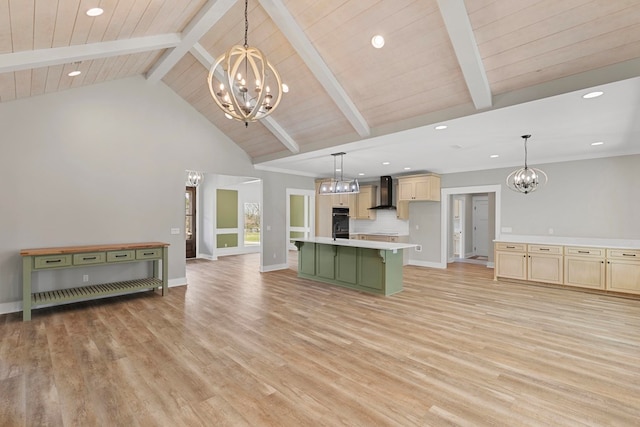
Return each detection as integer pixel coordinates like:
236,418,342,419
435,125,447,130
207,0,284,126
382,161,390,165
67,62,81,77
506,134,547,194
490,154,499,158
582,91,603,99
591,141,604,146
318,153,360,195
404,167,411,170
86,7,104,17
186,170,204,187
371,35,385,49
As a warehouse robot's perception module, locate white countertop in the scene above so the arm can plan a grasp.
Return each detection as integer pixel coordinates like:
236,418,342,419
495,235,640,249
292,237,417,251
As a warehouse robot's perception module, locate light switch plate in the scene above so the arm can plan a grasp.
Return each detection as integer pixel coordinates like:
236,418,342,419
171,228,180,235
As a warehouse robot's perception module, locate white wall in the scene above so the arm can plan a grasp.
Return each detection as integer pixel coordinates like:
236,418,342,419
0,76,313,311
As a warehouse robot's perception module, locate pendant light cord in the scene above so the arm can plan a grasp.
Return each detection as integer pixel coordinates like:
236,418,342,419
244,0,249,48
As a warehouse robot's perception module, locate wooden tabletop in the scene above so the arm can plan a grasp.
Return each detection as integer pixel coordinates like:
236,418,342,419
20,242,169,256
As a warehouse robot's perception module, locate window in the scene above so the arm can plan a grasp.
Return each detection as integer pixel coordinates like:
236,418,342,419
244,202,260,245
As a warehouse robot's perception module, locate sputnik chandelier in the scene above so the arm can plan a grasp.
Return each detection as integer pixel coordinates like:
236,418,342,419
506,134,548,194
186,170,204,187
207,0,285,125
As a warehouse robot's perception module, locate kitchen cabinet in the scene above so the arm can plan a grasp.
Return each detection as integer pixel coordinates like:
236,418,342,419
494,242,527,280
332,192,355,210
527,244,563,285
564,246,605,290
606,248,640,294
315,181,333,237
396,200,409,220
398,174,440,202
353,185,376,220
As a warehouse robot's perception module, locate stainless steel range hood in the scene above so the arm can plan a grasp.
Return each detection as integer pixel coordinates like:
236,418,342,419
370,176,396,210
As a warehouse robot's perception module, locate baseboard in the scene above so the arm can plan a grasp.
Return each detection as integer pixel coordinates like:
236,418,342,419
487,262,495,268
408,260,446,269
260,263,289,273
0,301,22,315
169,277,187,287
196,254,217,261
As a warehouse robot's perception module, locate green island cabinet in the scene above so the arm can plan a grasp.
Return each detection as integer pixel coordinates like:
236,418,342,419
294,238,415,295
20,242,169,321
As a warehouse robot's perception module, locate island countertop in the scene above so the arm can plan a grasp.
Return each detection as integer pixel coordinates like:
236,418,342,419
291,237,417,252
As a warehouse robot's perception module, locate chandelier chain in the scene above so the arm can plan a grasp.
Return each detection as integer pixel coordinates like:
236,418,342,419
244,0,248,48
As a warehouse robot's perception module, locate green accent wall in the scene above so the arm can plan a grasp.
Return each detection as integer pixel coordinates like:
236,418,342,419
217,189,238,228
217,234,238,248
290,195,305,227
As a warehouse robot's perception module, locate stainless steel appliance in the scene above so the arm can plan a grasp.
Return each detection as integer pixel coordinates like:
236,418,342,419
332,207,350,239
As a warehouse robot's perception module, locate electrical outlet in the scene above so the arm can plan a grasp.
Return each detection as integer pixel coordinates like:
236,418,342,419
415,245,422,252
170,228,180,235
83,274,89,282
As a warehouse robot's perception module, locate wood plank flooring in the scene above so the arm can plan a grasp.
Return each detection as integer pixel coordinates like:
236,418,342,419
1,253,640,426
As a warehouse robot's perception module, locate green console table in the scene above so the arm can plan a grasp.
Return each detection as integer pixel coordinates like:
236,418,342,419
20,242,169,321
293,237,416,296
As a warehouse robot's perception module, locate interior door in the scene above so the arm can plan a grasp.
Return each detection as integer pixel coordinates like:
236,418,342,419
185,186,196,258
472,197,488,257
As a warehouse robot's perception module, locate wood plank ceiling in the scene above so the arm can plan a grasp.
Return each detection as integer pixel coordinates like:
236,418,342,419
2,0,640,163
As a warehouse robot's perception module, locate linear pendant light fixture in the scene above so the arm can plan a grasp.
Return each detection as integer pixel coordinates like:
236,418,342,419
207,0,285,126
318,153,360,195
506,134,548,194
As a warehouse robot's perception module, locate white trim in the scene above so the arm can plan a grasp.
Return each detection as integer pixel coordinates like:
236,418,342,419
196,253,217,261
0,301,22,315
169,277,188,287
260,263,289,272
408,260,445,269
216,246,261,256
441,185,501,269
286,188,316,254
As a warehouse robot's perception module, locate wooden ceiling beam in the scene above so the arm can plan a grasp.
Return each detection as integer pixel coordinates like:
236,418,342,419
0,34,180,74
258,0,371,138
437,0,492,110
146,0,238,83
190,43,300,154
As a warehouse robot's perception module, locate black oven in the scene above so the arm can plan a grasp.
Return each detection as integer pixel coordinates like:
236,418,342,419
332,207,350,239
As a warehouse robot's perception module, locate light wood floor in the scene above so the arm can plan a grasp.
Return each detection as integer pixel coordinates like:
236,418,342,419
2,253,640,426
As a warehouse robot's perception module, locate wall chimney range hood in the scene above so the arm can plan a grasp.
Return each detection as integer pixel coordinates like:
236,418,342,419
370,176,396,209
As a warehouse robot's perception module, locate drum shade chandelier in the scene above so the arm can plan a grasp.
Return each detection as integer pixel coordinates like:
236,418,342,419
207,0,285,125
506,134,548,194
318,153,360,195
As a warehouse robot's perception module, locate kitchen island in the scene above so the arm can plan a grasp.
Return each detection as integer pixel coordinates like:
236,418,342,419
292,237,416,295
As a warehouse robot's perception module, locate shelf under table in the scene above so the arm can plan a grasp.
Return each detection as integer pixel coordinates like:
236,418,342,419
31,278,163,306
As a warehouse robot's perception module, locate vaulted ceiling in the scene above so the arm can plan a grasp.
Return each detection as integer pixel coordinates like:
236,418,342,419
2,0,640,177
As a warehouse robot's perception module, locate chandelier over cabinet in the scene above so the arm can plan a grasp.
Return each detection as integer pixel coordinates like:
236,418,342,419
506,134,548,194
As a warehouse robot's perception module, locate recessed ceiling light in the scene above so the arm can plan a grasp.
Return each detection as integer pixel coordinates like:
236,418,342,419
371,35,385,49
86,7,104,17
281,83,289,93
490,154,499,158
591,141,604,146
358,173,365,176
582,91,603,99
435,125,447,130
382,161,390,165
67,70,81,77
224,113,233,120
335,168,341,172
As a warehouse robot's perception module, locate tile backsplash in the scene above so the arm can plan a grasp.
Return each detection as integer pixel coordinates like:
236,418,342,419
352,209,409,235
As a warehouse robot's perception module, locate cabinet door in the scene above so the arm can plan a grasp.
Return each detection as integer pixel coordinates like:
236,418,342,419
298,243,316,275
336,246,357,284
606,260,640,294
396,200,409,220
398,180,415,201
564,256,605,289
495,251,527,280
414,178,432,200
355,186,376,220
357,248,384,290
315,182,333,238
316,244,336,279
528,254,563,284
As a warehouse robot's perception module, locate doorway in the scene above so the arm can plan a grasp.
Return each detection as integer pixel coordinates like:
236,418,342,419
185,186,196,259
286,188,315,253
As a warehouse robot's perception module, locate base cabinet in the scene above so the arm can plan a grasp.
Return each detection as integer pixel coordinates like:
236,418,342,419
496,242,640,297
606,248,640,294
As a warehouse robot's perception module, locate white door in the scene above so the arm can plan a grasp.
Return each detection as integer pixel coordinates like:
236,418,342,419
286,189,315,251
472,197,489,257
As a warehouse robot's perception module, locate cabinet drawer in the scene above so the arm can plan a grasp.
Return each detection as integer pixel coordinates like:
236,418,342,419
564,246,604,257
34,254,72,269
607,248,640,260
73,252,106,265
528,244,562,255
136,248,161,260
495,242,526,252
107,250,135,262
